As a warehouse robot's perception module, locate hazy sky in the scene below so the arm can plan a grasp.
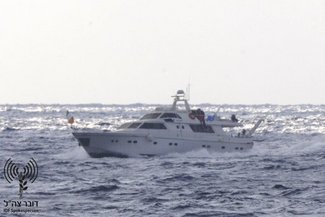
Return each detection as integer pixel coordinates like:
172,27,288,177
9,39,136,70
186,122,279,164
0,0,324,104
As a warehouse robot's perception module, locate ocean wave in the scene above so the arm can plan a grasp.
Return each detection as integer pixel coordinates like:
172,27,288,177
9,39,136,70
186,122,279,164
182,211,258,217
272,184,290,190
1,126,19,131
71,185,119,194
158,173,195,183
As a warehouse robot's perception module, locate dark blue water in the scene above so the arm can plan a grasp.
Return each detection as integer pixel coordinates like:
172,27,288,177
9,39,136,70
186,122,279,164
1,104,325,216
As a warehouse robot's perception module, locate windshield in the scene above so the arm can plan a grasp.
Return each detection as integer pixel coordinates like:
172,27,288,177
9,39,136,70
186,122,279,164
160,113,182,119
140,113,161,120
128,122,142,129
118,123,131,129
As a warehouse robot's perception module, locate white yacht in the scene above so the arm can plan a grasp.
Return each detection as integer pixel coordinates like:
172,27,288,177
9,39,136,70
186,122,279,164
73,90,262,157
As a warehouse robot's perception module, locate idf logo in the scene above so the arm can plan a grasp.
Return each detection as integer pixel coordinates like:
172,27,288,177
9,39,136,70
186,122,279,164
4,158,38,198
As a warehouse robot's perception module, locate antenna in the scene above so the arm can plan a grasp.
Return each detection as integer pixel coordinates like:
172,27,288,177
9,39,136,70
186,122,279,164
185,83,191,101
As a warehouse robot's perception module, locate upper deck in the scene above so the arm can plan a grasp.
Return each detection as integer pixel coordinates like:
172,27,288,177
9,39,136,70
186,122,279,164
117,90,242,136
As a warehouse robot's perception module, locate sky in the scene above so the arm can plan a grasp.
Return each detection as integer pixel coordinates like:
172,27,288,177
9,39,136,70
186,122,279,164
0,0,324,104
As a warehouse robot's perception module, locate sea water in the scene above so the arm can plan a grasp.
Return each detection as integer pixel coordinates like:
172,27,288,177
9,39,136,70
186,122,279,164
0,104,324,217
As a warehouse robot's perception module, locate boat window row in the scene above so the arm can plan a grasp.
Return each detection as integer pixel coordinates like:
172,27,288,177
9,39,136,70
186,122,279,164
124,122,215,133
125,122,167,130
189,124,215,133
139,123,167,129
140,113,182,120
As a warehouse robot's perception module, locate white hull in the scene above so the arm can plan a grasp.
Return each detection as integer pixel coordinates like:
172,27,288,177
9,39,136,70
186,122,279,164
71,89,262,158
73,132,254,158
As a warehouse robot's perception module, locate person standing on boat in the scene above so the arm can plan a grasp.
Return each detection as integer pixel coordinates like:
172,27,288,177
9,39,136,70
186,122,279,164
197,109,206,127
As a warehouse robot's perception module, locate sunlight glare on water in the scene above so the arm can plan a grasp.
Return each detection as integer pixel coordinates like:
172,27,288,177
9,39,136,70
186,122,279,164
0,104,324,216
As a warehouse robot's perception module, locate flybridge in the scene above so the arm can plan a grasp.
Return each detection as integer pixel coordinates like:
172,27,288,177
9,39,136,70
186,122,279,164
171,90,191,112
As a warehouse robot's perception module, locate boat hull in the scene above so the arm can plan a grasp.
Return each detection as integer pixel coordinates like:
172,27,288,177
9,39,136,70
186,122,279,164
73,131,254,158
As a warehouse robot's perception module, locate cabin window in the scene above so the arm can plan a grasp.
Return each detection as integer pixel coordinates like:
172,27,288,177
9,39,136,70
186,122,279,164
160,113,182,119
139,123,167,130
128,122,142,129
189,124,215,133
140,113,161,120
